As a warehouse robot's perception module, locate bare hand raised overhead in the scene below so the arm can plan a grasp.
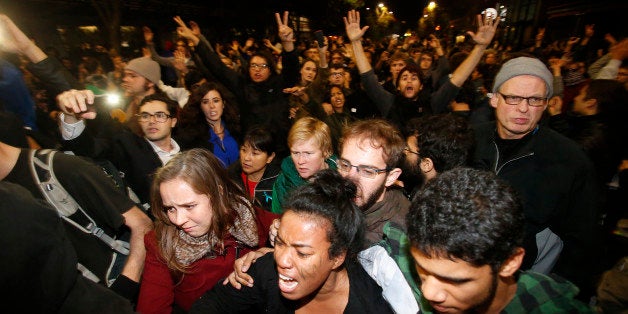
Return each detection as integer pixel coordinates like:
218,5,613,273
344,10,369,42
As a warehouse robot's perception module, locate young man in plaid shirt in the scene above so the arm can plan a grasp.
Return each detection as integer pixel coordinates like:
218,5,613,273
406,168,593,313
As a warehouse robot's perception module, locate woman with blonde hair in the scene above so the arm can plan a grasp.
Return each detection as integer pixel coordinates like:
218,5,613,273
271,117,336,213
137,149,277,313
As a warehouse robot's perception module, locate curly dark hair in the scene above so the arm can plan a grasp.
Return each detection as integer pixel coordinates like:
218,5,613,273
283,169,364,263
404,114,474,173
407,167,524,272
178,81,241,142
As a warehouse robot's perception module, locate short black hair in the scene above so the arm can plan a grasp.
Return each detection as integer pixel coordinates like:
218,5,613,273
243,125,276,154
585,79,628,116
395,63,423,88
139,93,179,117
407,168,524,272
250,50,278,76
183,69,206,91
283,169,364,263
404,114,474,173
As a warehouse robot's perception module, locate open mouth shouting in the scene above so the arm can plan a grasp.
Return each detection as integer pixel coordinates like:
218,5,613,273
278,273,299,293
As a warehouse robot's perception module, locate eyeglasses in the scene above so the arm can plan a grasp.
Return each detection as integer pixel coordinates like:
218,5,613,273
496,92,547,107
136,111,171,123
404,147,420,156
250,63,269,70
337,158,389,179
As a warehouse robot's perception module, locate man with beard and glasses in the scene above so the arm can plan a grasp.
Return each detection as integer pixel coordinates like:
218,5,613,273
399,114,474,198
407,168,594,313
335,119,408,243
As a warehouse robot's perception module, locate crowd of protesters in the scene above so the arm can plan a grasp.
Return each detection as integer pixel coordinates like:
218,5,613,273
1,6,627,313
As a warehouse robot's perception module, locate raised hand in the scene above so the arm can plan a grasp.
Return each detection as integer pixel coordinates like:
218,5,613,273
584,24,595,38
56,89,97,120
610,39,628,61
172,50,188,73
0,14,34,54
244,38,254,49
344,10,369,42
142,26,154,44
275,11,294,42
467,11,499,47
173,16,198,44
567,37,581,46
188,21,201,37
535,27,545,42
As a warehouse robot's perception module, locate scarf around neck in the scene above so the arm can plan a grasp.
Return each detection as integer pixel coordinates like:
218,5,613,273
174,199,259,266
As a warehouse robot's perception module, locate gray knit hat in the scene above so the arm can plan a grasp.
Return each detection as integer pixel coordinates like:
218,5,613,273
492,57,553,98
125,57,161,85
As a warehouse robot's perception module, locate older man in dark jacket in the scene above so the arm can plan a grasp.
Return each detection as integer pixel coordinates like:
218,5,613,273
472,57,599,298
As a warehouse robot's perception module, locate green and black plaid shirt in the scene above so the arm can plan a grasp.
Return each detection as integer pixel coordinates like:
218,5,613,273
380,222,594,314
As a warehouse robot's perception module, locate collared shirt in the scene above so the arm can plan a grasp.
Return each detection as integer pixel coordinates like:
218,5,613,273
146,138,180,165
58,113,87,140
59,113,180,165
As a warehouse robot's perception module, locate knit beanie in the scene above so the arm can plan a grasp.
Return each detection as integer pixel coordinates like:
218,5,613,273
492,57,553,98
125,57,161,85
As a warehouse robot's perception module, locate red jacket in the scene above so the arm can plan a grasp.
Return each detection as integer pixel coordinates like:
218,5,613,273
137,207,277,313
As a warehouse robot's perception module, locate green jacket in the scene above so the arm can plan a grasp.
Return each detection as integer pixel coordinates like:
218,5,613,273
270,155,337,214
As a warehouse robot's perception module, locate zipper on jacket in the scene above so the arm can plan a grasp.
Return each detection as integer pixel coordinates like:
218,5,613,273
493,141,534,175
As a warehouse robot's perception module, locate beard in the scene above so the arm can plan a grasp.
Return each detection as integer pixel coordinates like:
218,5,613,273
359,181,386,212
399,156,426,196
466,273,498,314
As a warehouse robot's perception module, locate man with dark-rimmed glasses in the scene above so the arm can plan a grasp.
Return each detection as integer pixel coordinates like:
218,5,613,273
58,91,180,206
472,56,599,299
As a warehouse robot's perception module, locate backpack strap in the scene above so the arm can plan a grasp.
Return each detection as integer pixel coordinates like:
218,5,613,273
29,149,130,255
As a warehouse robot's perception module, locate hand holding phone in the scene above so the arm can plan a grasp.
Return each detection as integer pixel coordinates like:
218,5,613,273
314,30,326,48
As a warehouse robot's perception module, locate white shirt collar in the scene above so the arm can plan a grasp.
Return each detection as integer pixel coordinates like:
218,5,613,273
146,138,181,165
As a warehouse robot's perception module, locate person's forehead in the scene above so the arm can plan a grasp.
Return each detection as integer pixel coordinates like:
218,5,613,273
250,56,268,64
499,75,546,93
341,137,387,167
411,247,491,280
279,211,330,241
400,70,419,77
140,100,168,112
291,137,320,150
124,69,141,76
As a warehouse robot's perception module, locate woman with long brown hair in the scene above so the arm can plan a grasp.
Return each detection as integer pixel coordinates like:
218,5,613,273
176,82,241,167
137,149,276,313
